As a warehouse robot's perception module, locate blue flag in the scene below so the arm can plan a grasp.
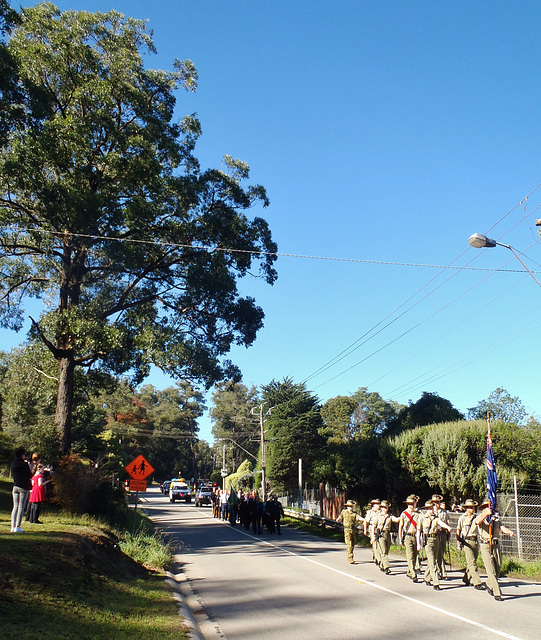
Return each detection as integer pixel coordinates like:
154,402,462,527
486,416,498,517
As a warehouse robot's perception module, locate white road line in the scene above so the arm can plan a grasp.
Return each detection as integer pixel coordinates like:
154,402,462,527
188,506,525,640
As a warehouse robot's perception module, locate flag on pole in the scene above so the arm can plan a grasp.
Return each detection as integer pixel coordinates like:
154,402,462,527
486,414,498,519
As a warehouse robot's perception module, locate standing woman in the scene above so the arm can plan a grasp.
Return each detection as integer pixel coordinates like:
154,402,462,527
28,464,50,524
10,447,33,533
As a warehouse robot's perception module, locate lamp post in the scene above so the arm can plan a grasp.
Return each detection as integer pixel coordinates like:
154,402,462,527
468,233,541,289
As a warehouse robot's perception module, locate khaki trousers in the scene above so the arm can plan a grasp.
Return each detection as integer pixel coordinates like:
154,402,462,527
423,538,440,586
463,539,481,586
404,534,418,578
479,541,502,597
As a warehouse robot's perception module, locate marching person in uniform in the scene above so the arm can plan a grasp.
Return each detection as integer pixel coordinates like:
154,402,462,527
375,500,399,574
456,499,485,590
364,498,381,566
475,499,514,601
336,500,364,564
399,495,420,581
418,500,451,590
432,494,449,579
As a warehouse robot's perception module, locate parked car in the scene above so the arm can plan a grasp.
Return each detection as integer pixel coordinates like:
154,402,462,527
169,480,191,503
195,484,213,507
161,480,172,495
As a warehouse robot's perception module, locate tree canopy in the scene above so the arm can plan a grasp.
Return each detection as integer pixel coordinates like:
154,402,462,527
467,387,526,424
261,378,324,494
0,3,277,453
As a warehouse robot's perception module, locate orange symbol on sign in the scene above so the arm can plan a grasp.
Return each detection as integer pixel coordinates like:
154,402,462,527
125,455,154,481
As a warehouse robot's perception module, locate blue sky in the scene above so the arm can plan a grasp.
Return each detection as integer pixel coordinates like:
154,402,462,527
5,1,541,441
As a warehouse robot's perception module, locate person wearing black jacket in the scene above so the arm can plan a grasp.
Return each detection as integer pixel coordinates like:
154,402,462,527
10,447,33,533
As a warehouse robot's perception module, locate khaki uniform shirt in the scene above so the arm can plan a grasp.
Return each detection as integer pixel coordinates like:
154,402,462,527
477,515,502,544
399,509,419,537
419,513,443,537
365,507,380,535
376,511,394,532
457,513,478,540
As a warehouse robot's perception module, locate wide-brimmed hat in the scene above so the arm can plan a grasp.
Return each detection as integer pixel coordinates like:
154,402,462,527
479,499,492,509
370,498,381,504
404,494,418,504
431,494,443,502
380,500,390,508
345,500,356,508
462,499,478,509
423,500,435,509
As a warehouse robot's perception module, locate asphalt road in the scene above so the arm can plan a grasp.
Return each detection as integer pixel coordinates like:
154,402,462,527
141,488,541,640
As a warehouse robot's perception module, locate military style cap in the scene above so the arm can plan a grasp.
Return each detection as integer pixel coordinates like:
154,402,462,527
462,499,478,509
404,494,418,504
345,500,356,507
431,494,443,502
423,500,434,509
380,500,391,508
370,498,381,504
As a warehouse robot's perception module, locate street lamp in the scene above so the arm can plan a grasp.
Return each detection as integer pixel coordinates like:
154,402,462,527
468,233,541,289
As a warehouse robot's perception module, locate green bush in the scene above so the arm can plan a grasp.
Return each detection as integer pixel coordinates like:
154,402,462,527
51,453,126,516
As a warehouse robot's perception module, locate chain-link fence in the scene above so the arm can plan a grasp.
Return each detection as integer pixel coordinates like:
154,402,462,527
498,490,541,561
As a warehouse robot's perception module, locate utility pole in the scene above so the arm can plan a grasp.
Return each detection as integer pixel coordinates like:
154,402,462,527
251,403,272,502
222,444,227,491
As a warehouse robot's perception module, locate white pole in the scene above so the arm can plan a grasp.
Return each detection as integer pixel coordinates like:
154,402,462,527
513,475,523,560
298,458,302,509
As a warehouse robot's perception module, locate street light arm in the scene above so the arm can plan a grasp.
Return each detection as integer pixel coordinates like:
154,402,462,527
468,233,541,289
497,243,541,289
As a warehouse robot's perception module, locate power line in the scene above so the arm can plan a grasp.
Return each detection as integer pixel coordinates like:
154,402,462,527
302,189,541,394
3,225,539,273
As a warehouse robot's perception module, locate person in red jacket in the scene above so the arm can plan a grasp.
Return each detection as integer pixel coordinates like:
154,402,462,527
28,464,50,524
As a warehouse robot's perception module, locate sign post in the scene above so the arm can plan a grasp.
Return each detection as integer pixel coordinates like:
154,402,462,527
125,455,155,532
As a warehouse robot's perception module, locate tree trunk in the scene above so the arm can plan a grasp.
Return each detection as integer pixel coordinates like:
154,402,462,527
55,355,75,455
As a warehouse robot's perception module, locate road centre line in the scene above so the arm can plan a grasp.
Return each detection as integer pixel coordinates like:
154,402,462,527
191,506,524,640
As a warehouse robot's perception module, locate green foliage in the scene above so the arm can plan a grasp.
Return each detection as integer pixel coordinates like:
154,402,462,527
320,395,357,443
467,387,527,424
381,419,536,504
210,380,260,472
0,430,13,467
0,342,109,463
0,2,277,453
119,530,172,571
351,387,402,437
262,378,324,494
388,391,464,435
225,458,254,491
51,453,126,516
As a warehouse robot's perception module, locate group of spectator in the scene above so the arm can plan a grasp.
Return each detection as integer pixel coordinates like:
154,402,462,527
211,488,284,535
10,447,52,532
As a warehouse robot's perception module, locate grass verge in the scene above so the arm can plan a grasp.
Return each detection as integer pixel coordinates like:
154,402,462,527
0,477,187,640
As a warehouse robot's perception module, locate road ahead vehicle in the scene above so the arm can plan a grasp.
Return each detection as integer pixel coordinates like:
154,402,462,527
160,480,172,495
169,479,191,503
195,484,213,507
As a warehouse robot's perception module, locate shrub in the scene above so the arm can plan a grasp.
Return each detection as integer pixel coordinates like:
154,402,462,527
51,453,125,516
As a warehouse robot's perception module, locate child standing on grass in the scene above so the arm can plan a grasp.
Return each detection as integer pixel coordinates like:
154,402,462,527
28,464,50,524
